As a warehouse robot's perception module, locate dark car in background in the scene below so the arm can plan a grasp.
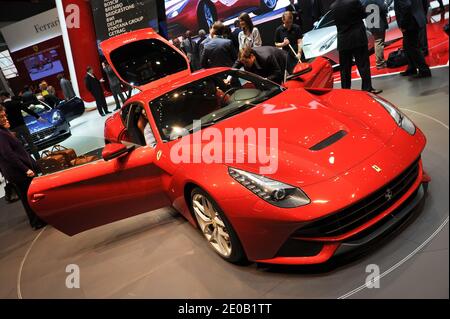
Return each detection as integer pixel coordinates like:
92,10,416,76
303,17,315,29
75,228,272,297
23,97,85,150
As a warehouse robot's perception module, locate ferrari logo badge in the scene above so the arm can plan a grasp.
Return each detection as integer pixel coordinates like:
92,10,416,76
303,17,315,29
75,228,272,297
372,165,382,173
156,150,162,161
384,188,393,201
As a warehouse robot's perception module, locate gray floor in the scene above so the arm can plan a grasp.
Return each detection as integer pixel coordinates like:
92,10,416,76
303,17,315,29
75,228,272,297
0,67,448,299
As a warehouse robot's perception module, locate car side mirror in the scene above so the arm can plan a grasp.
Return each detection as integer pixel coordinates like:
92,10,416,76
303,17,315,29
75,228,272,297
102,143,134,161
313,21,319,29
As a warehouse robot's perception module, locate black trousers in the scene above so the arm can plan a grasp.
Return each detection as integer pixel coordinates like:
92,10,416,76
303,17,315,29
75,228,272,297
93,93,109,115
14,177,42,227
111,85,126,110
419,27,429,54
339,45,373,91
403,29,430,74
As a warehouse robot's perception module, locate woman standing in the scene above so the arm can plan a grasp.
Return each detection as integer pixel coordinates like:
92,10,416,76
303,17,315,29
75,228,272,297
0,106,46,230
238,13,262,51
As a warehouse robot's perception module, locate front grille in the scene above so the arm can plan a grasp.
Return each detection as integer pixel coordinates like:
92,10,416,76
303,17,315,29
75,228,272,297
294,158,420,238
31,127,57,143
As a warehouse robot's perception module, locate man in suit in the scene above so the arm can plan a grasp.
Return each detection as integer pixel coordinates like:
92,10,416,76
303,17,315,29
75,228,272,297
84,66,110,116
102,61,126,111
0,91,44,160
231,20,241,50
285,0,302,26
298,0,315,33
200,22,237,69
362,0,389,69
331,0,382,93
181,30,197,70
57,74,76,100
233,46,287,84
394,0,431,78
419,0,430,56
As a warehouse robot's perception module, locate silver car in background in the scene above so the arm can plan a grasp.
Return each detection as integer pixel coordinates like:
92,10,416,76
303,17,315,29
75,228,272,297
302,0,399,65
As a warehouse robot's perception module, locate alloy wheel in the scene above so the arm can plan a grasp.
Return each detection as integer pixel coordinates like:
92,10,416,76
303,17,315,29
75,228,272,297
192,193,232,257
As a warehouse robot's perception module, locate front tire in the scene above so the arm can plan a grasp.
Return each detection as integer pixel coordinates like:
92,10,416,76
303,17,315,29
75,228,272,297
190,187,246,264
253,0,278,15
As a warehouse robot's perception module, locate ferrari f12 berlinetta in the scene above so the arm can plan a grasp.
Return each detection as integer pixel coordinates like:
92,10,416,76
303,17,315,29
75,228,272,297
28,29,429,265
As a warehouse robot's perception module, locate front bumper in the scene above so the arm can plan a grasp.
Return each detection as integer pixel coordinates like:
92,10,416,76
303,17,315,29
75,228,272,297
28,122,71,151
256,182,427,265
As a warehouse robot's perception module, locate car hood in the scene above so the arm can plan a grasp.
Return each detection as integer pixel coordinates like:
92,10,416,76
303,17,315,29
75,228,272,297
187,89,395,187
302,26,337,59
24,110,59,133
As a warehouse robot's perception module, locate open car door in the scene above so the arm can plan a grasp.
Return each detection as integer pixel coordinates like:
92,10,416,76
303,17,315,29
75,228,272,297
28,145,170,236
100,28,191,92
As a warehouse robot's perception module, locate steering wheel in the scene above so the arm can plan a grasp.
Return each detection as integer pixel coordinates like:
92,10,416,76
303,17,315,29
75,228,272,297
220,87,239,106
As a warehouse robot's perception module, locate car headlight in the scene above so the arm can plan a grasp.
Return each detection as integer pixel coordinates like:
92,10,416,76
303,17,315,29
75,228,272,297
320,34,337,51
167,0,189,18
370,94,416,135
228,167,310,208
52,111,61,123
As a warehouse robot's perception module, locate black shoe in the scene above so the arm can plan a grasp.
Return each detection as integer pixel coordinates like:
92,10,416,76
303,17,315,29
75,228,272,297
100,113,106,117
105,111,112,114
413,71,432,79
114,107,121,111
400,69,417,76
367,88,383,94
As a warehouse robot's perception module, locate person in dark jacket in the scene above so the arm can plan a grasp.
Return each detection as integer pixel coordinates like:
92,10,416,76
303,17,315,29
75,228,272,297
231,20,241,51
102,61,126,111
285,0,302,26
84,66,111,116
331,0,382,93
394,0,431,78
21,85,40,107
200,22,237,69
233,46,287,84
298,0,315,33
0,91,44,160
57,74,76,100
0,106,46,229
362,0,389,69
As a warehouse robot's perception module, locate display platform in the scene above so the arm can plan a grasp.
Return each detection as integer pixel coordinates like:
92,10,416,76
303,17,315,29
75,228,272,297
0,67,448,299
333,13,449,83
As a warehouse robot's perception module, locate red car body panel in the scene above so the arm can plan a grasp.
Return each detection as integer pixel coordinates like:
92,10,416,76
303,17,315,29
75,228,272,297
28,29,428,265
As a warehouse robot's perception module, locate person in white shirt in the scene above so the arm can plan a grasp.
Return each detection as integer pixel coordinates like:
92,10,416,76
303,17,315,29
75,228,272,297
238,13,262,51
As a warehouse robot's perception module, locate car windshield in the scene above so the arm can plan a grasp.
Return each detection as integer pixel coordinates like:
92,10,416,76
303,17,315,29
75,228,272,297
21,103,51,117
150,70,284,142
316,10,335,29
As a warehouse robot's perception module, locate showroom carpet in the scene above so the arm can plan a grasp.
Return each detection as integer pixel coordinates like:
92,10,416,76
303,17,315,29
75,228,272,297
0,68,448,299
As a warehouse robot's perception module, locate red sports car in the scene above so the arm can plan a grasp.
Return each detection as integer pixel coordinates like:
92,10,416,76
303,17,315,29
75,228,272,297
29,29,429,265
166,0,278,37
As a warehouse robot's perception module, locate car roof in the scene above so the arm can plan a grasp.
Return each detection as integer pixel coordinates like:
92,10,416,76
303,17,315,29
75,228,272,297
127,67,231,105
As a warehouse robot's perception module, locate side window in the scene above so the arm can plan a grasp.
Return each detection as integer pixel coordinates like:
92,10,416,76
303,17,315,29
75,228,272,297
125,103,156,147
120,104,132,125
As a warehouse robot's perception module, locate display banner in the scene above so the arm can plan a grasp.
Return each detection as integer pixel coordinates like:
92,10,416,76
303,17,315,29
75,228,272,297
165,0,290,38
0,9,62,53
90,0,159,42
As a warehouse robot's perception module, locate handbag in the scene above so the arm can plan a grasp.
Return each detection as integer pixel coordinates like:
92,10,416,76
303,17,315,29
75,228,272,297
37,151,70,174
386,49,408,68
70,155,99,167
49,145,77,163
